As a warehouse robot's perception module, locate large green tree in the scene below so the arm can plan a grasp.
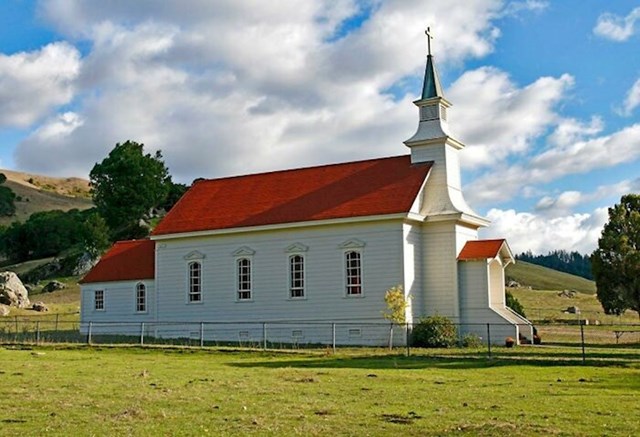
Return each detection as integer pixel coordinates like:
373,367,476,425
90,141,171,237
0,173,16,217
591,194,640,317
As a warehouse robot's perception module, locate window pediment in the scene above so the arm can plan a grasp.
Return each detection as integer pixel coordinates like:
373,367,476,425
184,250,206,261
232,246,255,257
285,243,309,253
339,238,366,249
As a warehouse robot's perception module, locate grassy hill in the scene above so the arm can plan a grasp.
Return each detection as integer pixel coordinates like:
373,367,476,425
506,260,596,293
0,169,93,225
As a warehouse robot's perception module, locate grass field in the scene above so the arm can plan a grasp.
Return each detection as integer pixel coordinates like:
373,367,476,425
506,261,596,294
0,346,638,436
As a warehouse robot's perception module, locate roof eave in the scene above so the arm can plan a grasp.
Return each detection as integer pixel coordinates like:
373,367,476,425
151,213,411,241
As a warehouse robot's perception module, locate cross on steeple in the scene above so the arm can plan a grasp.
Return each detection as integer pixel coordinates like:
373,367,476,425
425,27,434,56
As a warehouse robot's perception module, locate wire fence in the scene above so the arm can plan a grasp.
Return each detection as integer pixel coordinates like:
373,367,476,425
1,316,638,362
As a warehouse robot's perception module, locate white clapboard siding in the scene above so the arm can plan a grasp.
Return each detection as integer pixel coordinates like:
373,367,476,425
458,260,520,344
420,221,460,320
154,219,405,324
403,222,422,324
80,280,156,333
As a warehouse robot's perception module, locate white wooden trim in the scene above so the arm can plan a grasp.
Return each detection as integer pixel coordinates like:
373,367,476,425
232,246,256,257
284,242,309,253
185,260,204,305
342,247,365,298
134,281,148,314
151,213,408,241
234,255,253,302
287,253,306,300
339,238,366,249
94,289,105,312
183,250,206,261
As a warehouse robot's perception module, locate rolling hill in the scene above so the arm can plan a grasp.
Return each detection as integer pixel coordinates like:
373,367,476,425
0,169,93,225
506,260,596,294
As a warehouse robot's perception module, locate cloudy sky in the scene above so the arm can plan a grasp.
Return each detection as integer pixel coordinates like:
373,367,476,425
1,0,639,255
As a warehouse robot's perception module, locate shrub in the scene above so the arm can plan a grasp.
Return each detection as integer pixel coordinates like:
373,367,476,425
506,291,526,318
461,333,483,348
411,315,458,348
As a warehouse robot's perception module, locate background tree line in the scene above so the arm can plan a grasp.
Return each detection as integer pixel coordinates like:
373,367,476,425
516,250,593,280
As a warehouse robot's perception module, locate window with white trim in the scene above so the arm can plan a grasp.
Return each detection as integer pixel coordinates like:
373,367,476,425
345,250,362,296
289,254,305,298
237,258,252,300
188,261,202,303
94,290,105,311
136,283,146,312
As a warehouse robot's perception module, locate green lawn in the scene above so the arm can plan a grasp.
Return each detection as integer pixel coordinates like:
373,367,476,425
0,346,638,436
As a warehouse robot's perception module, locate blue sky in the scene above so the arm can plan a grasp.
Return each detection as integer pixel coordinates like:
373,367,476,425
0,0,639,254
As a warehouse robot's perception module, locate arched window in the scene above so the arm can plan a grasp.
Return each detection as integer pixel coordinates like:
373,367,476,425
136,283,146,312
289,254,305,298
345,250,362,296
237,258,252,300
188,261,202,302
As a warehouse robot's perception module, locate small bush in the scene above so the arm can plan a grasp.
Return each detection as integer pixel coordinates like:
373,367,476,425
461,333,483,348
506,291,526,318
411,315,458,348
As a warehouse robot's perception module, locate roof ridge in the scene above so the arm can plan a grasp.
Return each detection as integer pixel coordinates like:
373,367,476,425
195,154,414,185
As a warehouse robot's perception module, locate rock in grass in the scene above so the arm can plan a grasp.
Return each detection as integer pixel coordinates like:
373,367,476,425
42,280,66,293
0,271,30,308
0,303,9,316
32,301,49,312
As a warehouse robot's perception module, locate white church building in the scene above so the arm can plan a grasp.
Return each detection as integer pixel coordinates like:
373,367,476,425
80,36,532,346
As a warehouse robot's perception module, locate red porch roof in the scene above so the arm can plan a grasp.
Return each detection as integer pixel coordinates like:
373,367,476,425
80,239,155,284
458,239,512,261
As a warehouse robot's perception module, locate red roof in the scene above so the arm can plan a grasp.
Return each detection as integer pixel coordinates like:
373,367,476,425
152,155,432,236
458,239,507,260
80,239,155,284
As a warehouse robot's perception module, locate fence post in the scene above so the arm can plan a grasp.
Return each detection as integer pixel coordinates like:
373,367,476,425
87,321,93,345
262,322,267,350
405,323,410,357
140,322,145,346
486,323,492,358
200,322,205,348
332,323,336,353
55,313,59,332
36,321,40,345
14,316,18,335
580,319,586,365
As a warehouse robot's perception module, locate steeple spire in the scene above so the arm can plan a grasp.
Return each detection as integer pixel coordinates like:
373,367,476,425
421,27,444,99
404,28,484,226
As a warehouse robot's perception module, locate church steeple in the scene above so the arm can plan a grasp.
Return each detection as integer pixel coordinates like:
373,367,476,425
404,27,457,152
403,28,486,227
421,54,443,99
421,27,443,99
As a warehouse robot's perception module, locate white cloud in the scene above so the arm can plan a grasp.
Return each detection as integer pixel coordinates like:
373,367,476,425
17,0,508,179
500,1,548,17
547,116,603,147
593,7,640,41
447,68,573,168
481,207,608,254
0,42,80,128
535,178,640,214
467,123,640,206
620,78,640,116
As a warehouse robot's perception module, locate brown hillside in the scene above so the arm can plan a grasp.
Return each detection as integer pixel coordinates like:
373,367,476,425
0,169,93,225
